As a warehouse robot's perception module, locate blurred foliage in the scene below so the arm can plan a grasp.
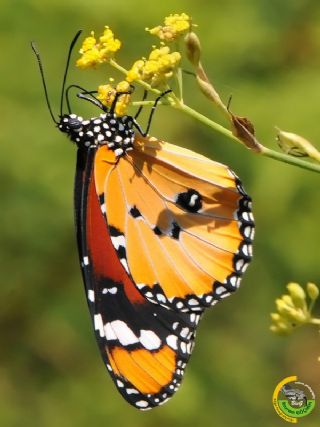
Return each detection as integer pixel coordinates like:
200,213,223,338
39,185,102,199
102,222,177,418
1,0,320,426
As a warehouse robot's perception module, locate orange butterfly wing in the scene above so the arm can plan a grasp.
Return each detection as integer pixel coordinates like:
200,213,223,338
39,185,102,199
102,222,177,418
76,147,202,410
94,135,254,312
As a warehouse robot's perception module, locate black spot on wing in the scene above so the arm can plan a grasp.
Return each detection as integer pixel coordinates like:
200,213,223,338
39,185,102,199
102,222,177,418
109,226,122,237
176,189,202,213
99,193,105,206
117,245,126,259
170,222,181,240
153,226,163,236
130,205,142,218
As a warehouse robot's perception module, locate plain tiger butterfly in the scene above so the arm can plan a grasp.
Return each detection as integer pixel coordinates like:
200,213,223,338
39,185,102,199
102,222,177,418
32,30,254,410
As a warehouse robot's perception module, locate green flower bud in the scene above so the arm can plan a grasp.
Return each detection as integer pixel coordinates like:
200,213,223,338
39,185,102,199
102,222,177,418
184,31,201,67
276,129,320,161
196,76,219,102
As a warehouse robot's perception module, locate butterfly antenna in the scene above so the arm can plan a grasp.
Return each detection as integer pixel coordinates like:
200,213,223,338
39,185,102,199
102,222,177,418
142,89,172,136
31,41,58,124
134,89,148,119
60,30,82,118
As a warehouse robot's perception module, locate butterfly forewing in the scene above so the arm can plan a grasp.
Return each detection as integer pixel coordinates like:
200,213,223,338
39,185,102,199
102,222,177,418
96,135,254,313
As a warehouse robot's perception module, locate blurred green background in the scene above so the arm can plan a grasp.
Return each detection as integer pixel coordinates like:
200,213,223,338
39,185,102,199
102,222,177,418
1,0,320,426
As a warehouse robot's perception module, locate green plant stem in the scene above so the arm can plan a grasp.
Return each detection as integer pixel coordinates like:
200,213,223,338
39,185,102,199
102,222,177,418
176,102,239,142
309,299,316,314
132,101,167,107
109,59,320,174
259,147,320,173
176,68,184,102
176,102,320,174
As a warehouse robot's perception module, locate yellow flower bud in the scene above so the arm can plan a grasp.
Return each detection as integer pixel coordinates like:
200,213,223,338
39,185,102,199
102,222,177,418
126,60,145,83
281,303,292,316
287,282,306,309
275,298,291,315
288,308,307,323
270,281,318,335
270,320,292,335
282,294,294,307
116,80,130,92
307,282,319,301
270,312,281,322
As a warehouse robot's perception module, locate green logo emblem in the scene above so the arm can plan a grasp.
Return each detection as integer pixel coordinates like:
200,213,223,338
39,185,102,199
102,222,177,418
273,376,316,423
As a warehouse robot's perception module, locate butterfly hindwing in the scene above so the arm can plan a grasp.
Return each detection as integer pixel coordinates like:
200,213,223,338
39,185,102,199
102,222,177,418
75,146,202,410
95,136,254,313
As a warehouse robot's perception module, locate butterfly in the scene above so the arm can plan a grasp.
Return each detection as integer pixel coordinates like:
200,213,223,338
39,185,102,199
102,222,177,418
32,31,254,410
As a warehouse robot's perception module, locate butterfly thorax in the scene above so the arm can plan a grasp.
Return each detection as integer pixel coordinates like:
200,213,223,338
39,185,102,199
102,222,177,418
58,112,135,156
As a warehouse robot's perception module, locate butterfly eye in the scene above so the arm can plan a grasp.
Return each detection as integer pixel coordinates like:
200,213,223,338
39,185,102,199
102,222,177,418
58,115,83,133
68,118,82,130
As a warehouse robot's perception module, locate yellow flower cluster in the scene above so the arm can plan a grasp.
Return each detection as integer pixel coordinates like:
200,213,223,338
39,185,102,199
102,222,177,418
76,27,121,69
75,15,191,112
270,282,319,335
97,80,131,116
127,46,181,87
147,13,191,41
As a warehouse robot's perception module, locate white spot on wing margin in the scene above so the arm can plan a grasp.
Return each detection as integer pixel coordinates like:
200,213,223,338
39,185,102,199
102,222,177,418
88,289,95,302
94,314,104,337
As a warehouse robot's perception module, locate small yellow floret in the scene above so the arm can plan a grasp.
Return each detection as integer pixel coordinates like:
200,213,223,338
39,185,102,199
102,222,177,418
126,46,181,87
97,80,131,116
147,13,191,41
81,33,97,52
269,281,317,335
76,27,121,69
126,60,145,83
76,48,101,69
165,13,191,32
99,27,121,57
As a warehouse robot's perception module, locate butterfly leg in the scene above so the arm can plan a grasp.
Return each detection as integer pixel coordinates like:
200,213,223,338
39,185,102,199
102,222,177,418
109,86,135,115
133,90,172,137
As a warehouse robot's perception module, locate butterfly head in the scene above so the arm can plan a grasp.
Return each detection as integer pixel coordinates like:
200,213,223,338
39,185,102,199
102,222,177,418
58,113,84,134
